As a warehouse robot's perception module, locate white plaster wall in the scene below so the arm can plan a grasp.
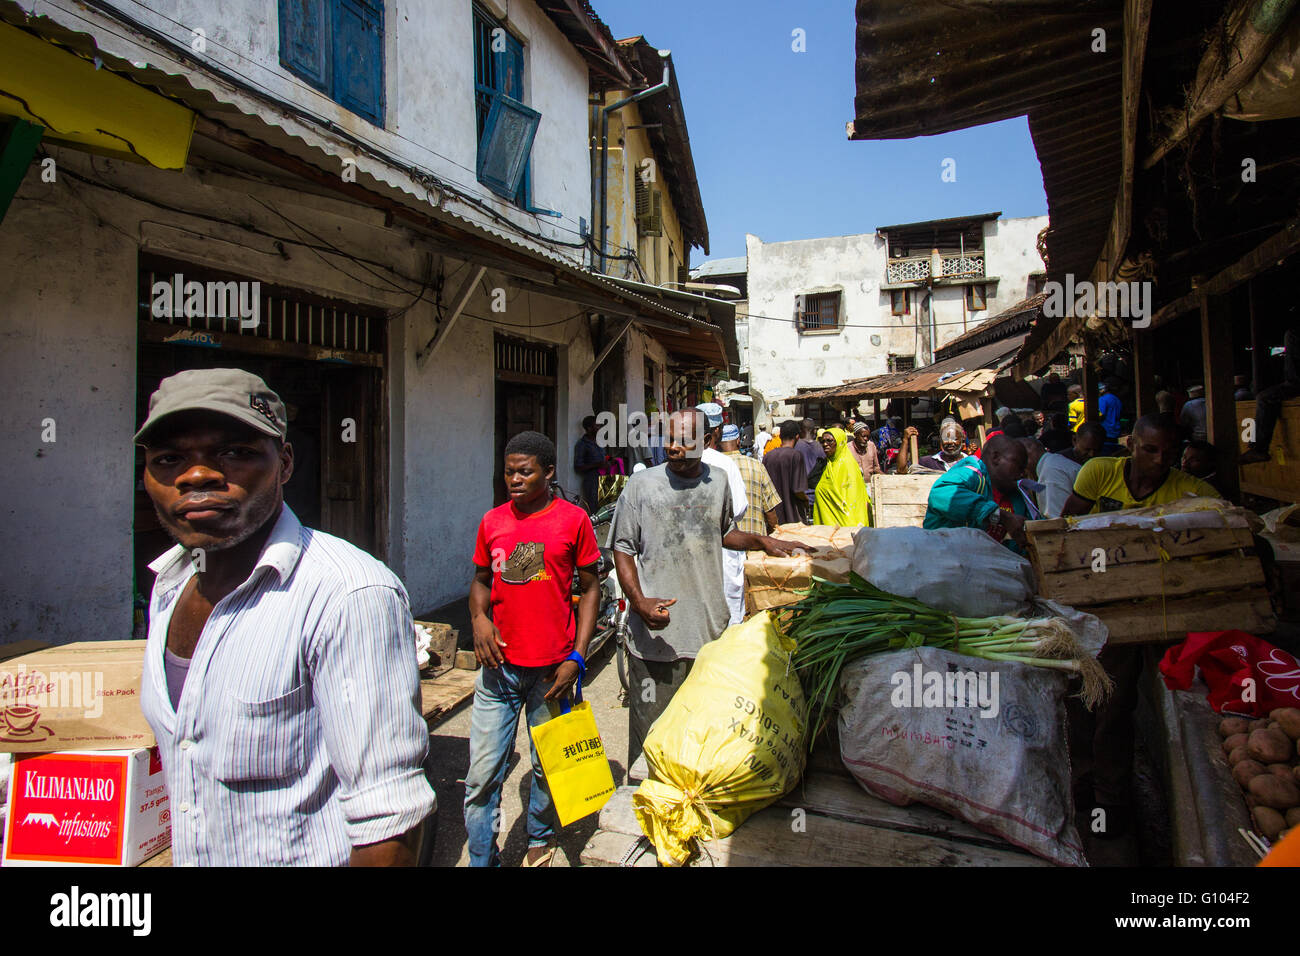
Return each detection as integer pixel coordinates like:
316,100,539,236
393,283,594,615
745,231,894,418
0,143,596,636
24,0,593,260
0,161,138,645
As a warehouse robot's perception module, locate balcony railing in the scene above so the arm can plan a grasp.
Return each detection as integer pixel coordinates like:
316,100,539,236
886,254,985,284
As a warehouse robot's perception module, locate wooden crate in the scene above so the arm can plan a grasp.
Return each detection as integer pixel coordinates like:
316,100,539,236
870,473,939,528
1026,505,1275,644
1236,398,1300,503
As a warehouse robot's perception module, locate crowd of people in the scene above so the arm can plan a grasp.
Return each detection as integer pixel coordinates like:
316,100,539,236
127,356,1253,869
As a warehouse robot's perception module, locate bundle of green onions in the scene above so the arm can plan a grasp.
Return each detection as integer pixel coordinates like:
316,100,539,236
782,574,1113,741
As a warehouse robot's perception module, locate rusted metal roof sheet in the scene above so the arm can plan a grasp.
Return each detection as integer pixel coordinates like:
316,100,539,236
849,0,1124,284
787,334,1025,403
535,0,642,90
934,292,1046,361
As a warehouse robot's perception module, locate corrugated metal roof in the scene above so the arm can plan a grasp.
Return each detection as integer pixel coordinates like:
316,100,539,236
849,0,1124,284
692,255,746,277
786,334,1024,403
934,292,1046,361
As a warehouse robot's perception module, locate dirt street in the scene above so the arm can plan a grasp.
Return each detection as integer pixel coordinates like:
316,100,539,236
426,640,630,867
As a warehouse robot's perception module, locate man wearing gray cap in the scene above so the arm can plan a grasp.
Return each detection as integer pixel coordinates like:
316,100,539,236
134,368,435,866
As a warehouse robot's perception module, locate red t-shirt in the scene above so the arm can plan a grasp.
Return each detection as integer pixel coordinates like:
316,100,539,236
472,497,601,667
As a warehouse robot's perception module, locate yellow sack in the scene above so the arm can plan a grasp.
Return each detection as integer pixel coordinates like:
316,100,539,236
529,699,616,827
632,612,808,866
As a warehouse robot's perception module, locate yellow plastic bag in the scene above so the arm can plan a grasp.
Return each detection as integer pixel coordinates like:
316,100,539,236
529,699,616,827
632,612,808,865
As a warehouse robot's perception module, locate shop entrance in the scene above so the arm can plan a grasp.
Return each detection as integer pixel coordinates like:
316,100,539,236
133,256,387,612
493,335,558,506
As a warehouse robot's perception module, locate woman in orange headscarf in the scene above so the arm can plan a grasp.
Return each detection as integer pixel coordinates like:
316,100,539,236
812,427,872,526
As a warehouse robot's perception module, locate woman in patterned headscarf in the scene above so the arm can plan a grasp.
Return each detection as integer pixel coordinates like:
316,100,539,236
812,427,872,525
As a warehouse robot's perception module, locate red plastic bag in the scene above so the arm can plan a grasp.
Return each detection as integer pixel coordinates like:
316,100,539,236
1159,630,1300,717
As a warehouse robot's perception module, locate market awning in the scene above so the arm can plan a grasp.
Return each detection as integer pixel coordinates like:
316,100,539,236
0,19,194,169
786,335,1025,404
598,275,739,373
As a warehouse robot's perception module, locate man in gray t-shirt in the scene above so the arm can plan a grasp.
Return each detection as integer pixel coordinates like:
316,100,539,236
609,409,808,771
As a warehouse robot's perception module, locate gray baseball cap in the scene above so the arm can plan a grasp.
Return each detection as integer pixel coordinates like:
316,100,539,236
134,368,287,444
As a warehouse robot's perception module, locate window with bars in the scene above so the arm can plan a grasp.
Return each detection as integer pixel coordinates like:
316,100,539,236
797,292,841,332
138,258,385,357
473,5,538,204
888,354,916,373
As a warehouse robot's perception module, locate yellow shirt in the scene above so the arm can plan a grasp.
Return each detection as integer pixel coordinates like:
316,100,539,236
1068,398,1085,432
1071,456,1218,513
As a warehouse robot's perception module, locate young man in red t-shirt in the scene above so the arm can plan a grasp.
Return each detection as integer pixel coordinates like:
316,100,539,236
464,431,601,867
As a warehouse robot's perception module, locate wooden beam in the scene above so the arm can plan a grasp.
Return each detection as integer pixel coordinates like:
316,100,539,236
1143,0,1300,170
1150,218,1300,328
416,265,485,367
1081,336,1099,425
1096,0,1154,282
559,0,638,88
1132,327,1156,419
581,318,632,382
1201,294,1240,501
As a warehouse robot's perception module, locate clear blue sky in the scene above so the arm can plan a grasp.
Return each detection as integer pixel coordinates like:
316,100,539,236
594,0,1048,264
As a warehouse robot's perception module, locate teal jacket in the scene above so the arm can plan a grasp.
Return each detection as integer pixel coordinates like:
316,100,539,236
922,456,1029,553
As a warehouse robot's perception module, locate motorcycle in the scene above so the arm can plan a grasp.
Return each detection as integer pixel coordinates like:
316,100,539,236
552,482,632,693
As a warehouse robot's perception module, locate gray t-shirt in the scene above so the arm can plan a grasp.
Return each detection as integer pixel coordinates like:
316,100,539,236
1036,451,1083,519
608,462,735,662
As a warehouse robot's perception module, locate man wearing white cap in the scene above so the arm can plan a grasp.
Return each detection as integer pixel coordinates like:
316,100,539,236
696,402,749,624
134,368,435,866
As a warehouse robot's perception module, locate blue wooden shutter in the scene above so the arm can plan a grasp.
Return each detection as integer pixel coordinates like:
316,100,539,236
477,93,540,199
278,0,331,92
333,0,385,126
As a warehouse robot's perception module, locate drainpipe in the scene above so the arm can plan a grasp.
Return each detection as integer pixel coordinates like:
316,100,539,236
599,51,671,275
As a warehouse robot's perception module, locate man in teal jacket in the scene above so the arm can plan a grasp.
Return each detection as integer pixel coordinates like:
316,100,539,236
923,435,1030,552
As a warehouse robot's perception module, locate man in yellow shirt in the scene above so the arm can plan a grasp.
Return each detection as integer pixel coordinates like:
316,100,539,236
1060,415,1218,840
1067,383,1085,432
1061,416,1217,515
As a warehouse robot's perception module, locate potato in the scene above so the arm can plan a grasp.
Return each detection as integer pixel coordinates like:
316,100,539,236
1268,763,1295,780
1271,708,1300,740
1250,718,1271,732
1287,807,1300,829
1220,716,1251,738
1247,728,1292,764
1222,732,1248,756
1233,759,1266,788
1253,806,1286,841
1229,745,1252,766
1248,773,1300,810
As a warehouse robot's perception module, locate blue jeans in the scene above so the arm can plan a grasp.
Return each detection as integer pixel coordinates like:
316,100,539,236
463,661,561,867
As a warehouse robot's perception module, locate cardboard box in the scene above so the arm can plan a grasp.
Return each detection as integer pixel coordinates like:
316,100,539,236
3,747,171,866
744,523,858,615
0,641,154,753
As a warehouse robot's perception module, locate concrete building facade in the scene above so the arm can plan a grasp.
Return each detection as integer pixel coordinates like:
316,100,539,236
737,214,1048,422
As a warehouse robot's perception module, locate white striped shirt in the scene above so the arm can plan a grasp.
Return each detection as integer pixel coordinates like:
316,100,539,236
140,505,435,866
